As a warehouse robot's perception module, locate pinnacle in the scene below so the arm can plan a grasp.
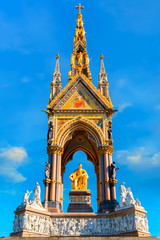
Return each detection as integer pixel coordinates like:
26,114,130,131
55,54,60,74
100,54,106,74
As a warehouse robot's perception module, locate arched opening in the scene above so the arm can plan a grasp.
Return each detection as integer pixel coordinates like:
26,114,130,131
63,150,97,212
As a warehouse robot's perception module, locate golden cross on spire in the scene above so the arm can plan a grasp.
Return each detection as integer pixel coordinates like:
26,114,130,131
75,3,84,15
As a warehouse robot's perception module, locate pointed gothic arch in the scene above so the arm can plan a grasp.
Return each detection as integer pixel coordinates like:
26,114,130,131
57,118,103,148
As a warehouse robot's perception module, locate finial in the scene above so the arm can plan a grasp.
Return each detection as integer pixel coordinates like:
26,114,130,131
55,54,60,74
100,54,106,74
75,3,84,15
56,54,60,60
100,54,104,60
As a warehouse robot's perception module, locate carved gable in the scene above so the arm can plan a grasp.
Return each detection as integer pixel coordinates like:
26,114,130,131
62,88,98,110
50,75,113,111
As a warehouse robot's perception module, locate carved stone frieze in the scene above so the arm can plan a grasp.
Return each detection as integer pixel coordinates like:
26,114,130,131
13,211,149,236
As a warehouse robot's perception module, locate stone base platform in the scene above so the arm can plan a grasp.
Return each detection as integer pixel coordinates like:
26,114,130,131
4,237,160,240
67,190,93,212
11,204,150,237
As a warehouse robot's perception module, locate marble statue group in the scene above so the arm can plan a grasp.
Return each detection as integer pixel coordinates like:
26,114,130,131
21,182,43,209
116,182,142,210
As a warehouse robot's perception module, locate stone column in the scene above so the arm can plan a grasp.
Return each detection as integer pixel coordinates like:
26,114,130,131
56,154,62,202
104,152,111,201
60,174,64,208
50,153,57,201
44,181,49,201
98,153,103,202
95,166,100,207
98,145,115,213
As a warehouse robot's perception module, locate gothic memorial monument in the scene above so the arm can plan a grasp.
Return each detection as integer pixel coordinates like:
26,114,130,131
11,4,150,237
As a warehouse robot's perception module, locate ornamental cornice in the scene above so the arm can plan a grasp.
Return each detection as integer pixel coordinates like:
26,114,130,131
47,145,64,155
54,110,105,113
97,145,114,155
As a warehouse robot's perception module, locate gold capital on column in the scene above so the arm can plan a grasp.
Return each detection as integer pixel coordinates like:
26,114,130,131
98,145,113,155
47,145,64,155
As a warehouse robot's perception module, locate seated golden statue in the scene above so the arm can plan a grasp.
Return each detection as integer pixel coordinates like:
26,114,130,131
69,164,88,190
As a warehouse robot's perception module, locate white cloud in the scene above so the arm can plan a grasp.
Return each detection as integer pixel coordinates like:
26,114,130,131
0,189,16,195
0,147,27,162
115,147,160,171
0,147,28,183
118,102,132,112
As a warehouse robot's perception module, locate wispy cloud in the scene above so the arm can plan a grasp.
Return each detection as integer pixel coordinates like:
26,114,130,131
118,102,132,112
0,147,28,183
115,147,160,171
0,189,16,195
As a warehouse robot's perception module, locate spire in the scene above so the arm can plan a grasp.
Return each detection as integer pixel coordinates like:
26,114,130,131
98,55,109,99
55,54,60,74
68,4,92,81
100,54,106,74
49,54,62,102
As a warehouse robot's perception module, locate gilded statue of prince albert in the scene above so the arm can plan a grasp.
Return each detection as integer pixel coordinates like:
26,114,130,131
69,164,88,190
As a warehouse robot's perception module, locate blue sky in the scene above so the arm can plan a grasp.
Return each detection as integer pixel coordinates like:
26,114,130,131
0,0,160,237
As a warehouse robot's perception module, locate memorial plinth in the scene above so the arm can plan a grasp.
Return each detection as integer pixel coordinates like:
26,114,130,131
11,204,150,237
67,190,93,212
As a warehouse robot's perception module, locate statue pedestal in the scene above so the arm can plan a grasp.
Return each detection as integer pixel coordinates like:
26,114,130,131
11,204,150,237
67,190,93,212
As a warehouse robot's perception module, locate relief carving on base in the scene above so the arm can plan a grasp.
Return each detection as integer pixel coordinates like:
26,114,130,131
13,212,149,236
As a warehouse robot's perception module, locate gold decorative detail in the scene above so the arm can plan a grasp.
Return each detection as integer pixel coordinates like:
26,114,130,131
51,180,62,184
43,179,51,184
69,164,88,190
100,180,110,184
56,54,60,60
75,3,84,15
77,197,83,202
76,136,84,143
98,145,114,155
47,145,64,155
100,54,104,60
109,179,118,184
56,116,104,146
47,73,113,110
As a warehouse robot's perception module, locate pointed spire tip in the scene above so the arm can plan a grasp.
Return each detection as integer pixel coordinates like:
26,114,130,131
56,54,60,60
100,54,104,60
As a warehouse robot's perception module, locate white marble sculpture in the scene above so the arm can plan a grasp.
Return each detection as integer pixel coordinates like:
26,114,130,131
116,182,143,210
126,187,135,205
119,182,127,207
22,190,32,205
13,212,149,236
31,182,42,208
18,182,43,209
